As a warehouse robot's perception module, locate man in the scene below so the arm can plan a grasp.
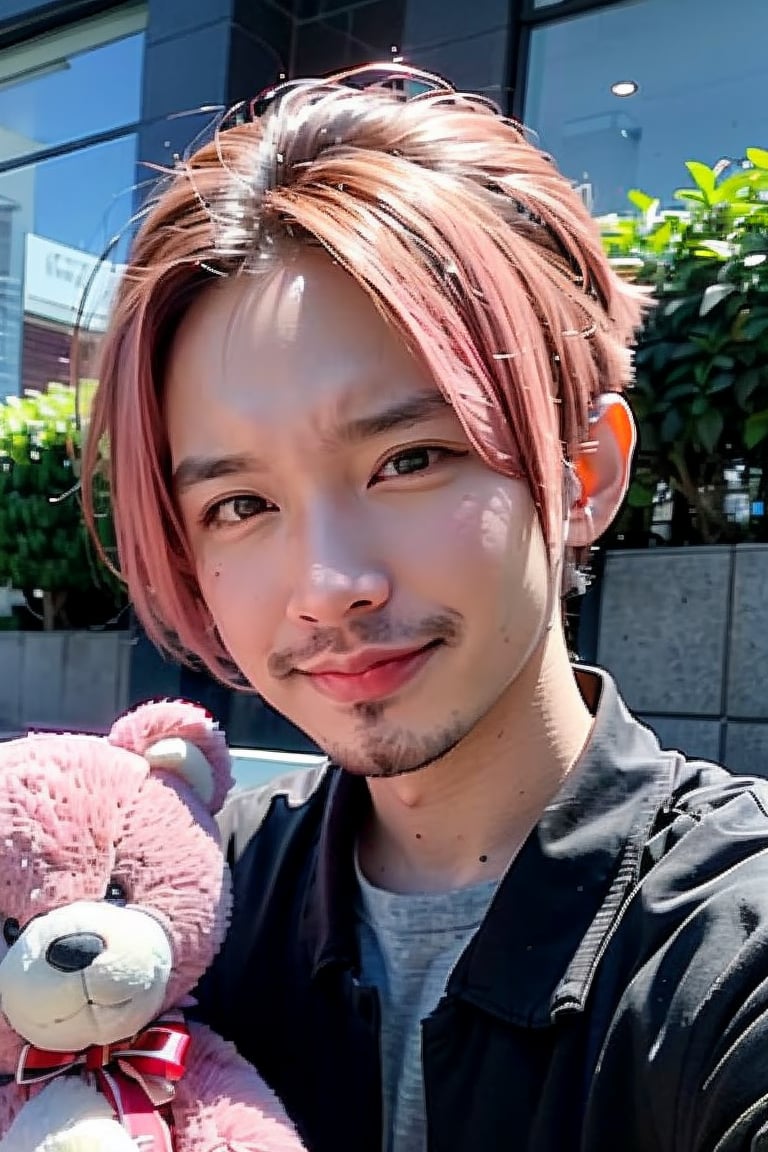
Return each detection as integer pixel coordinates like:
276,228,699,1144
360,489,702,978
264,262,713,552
85,65,768,1152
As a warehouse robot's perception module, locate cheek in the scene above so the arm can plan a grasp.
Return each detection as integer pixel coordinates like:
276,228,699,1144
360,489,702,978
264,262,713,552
197,545,277,621
195,544,289,677
427,485,537,578
455,492,519,555
436,488,550,634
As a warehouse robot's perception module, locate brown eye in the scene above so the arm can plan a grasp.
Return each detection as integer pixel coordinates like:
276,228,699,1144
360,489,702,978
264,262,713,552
3,918,20,947
104,880,128,906
372,446,466,485
203,494,276,527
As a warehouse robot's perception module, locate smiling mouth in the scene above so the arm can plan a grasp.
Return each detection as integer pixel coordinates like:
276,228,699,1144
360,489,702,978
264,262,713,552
302,639,443,705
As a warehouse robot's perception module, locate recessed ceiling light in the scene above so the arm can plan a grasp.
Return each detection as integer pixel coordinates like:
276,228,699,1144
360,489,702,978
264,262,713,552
611,80,639,98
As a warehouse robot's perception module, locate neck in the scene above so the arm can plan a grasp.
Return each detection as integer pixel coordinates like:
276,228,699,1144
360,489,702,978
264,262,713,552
358,627,594,894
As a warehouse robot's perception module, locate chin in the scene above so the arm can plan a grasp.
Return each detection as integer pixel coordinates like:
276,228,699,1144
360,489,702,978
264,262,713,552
323,719,469,779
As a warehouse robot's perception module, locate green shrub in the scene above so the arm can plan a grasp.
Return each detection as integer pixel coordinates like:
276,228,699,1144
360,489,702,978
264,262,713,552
598,150,768,545
0,383,126,629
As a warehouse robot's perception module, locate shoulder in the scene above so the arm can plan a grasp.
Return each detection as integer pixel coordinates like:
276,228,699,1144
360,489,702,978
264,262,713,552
635,751,768,941
589,760,768,1147
648,753,768,878
605,756,768,1149
217,762,333,866
669,751,768,816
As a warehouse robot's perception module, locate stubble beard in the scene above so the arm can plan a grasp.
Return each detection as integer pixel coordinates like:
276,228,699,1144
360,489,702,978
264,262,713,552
320,708,471,779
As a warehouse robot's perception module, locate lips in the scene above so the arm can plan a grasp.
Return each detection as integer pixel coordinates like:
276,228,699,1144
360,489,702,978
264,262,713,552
300,641,441,705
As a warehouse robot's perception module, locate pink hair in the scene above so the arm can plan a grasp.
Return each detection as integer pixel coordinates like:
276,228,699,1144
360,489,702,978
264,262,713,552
83,65,646,685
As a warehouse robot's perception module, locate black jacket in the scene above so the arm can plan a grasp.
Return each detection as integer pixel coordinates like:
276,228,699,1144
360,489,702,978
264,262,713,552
196,671,768,1151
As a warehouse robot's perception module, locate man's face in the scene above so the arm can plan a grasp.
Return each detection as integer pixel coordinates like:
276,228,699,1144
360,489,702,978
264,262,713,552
165,250,552,776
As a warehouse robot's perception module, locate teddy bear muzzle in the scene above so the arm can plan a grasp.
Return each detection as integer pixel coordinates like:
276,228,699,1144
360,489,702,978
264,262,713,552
0,899,173,1052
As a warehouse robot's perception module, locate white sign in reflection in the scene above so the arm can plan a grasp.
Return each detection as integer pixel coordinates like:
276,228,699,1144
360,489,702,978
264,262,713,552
23,233,125,332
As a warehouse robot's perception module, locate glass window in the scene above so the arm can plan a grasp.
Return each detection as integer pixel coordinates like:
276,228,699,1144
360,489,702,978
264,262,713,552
0,4,146,165
0,134,136,399
524,0,768,215
0,7,146,400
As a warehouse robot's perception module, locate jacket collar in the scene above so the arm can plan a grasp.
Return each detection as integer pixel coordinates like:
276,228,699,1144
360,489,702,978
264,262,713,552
305,668,676,1027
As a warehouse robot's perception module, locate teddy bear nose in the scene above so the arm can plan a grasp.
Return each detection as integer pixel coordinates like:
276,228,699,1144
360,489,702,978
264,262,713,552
45,933,106,973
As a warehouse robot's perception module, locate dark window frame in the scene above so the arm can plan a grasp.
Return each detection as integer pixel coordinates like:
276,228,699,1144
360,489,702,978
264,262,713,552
509,0,637,118
520,0,631,21
0,1,126,53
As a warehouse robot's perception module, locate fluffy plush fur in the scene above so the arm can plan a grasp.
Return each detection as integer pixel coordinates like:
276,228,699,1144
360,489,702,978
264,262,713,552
0,701,305,1152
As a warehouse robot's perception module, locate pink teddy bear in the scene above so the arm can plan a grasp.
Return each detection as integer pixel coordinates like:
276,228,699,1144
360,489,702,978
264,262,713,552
0,700,306,1152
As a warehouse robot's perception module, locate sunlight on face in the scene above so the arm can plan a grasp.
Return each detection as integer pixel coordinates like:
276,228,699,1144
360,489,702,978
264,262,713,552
165,250,552,777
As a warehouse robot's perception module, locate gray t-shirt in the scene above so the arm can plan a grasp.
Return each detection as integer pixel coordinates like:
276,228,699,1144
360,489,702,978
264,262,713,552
355,857,498,1152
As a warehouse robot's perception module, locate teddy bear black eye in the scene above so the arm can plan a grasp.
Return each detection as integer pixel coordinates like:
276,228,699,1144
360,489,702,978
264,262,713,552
104,880,128,906
3,918,20,947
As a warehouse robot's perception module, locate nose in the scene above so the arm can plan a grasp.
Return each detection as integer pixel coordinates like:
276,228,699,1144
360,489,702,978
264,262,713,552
46,932,106,973
286,506,391,626
287,563,391,626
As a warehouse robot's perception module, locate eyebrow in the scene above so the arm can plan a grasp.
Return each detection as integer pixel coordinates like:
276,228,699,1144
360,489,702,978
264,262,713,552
172,391,452,494
172,452,262,494
328,392,451,447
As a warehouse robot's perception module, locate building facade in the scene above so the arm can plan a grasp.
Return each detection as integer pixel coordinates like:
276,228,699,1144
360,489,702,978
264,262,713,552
1,0,764,745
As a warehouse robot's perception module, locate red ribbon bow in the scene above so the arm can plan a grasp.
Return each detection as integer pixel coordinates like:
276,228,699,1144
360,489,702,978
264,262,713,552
16,1014,191,1152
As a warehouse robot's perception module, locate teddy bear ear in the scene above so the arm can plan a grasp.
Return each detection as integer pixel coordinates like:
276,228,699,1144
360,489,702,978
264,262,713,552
143,737,218,808
108,700,233,814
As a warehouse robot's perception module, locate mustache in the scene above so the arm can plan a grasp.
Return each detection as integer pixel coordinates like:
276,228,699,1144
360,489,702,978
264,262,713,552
267,611,463,680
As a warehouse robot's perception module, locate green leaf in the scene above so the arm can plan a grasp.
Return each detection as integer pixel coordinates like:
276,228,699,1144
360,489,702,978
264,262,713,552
716,169,765,203
647,219,674,254
745,408,768,449
663,298,692,318
626,480,656,509
700,283,736,315
693,361,710,387
691,394,710,416
735,369,763,408
698,240,735,260
664,381,698,400
708,372,735,394
661,407,685,444
670,342,700,361
686,161,717,198
737,345,758,367
627,189,657,214
634,344,656,366
739,233,768,256
741,315,768,341
674,188,706,205
746,147,768,171
697,407,724,453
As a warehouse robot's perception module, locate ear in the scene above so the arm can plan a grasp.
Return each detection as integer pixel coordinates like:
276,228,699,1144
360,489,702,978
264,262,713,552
143,737,217,808
566,393,636,549
108,700,233,814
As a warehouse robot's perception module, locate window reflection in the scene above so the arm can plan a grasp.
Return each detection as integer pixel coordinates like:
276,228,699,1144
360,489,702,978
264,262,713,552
0,6,146,400
0,135,137,399
0,5,145,163
524,0,768,214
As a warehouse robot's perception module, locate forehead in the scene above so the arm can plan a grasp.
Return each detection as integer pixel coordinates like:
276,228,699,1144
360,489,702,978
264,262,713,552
164,249,437,445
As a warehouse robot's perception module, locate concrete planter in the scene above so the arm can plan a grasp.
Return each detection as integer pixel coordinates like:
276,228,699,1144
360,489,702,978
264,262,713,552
0,630,130,736
596,545,768,775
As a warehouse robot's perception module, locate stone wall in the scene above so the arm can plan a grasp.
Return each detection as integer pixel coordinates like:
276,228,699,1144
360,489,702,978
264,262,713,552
597,545,768,774
0,631,130,737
